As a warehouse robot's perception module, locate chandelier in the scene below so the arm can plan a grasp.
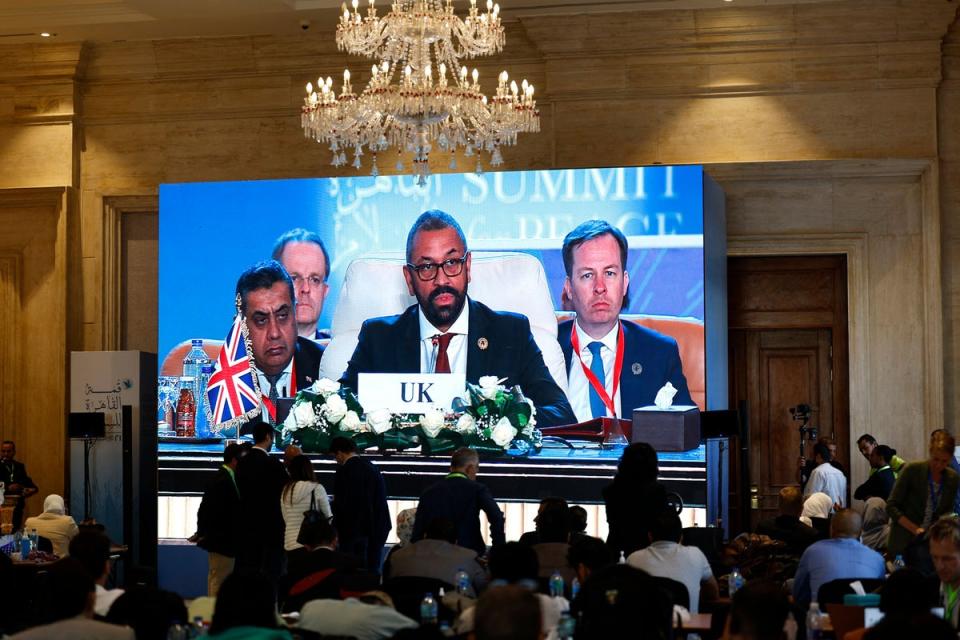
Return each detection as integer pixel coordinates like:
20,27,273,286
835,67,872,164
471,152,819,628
301,0,540,184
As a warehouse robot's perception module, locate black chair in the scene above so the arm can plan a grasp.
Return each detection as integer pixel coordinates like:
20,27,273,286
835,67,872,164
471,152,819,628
682,527,724,572
817,577,885,605
651,575,690,610
36,536,53,554
381,576,454,623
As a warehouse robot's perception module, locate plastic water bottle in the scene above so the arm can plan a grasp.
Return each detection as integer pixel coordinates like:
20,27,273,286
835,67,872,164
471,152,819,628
549,570,565,598
195,365,213,437
557,611,575,640
728,567,744,596
192,616,208,636
420,592,438,625
806,602,823,640
183,341,211,431
571,577,581,600
28,528,38,551
893,554,906,571
618,551,626,564
454,568,471,595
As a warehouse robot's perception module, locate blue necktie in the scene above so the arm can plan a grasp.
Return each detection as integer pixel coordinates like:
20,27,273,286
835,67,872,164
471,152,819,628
587,341,607,419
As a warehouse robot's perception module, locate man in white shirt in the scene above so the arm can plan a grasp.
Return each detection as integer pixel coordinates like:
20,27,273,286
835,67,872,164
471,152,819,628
557,220,693,423
626,510,718,613
804,442,848,508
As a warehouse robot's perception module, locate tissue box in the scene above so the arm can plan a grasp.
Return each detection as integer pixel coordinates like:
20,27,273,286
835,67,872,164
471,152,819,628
631,407,701,452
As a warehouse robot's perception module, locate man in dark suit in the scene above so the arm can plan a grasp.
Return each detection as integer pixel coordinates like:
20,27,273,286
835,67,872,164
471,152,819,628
1,440,38,530
340,209,575,428
329,437,391,574
236,261,324,431
281,517,367,612
194,442,245,596
412,447,505,556
234,421,289,589
557,220,692,422
272,228,333,342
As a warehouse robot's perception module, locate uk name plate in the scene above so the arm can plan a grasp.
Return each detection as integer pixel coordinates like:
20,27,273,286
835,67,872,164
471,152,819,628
358,373,467,414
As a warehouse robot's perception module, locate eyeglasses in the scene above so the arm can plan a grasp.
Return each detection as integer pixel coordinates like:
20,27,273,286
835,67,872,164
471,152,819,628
406,255,468,281
290,274,324,288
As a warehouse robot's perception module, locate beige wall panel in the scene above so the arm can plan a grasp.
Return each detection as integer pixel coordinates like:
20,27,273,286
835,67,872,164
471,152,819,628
0,124,73,188
940,23,960,431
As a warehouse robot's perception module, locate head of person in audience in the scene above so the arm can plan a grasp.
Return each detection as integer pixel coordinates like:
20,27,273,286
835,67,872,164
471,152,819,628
869,444,896,470
283,444,302,468
272,228,331,339
474,584,543,640
829,509,861,540
857,433,878,461
561,219,630,339
403,210,471,333
298,516,338,550
724,579,790,640
105,586,188,640
250,420,274,451
39,558,97,623
395,508,417,547
573,564,672,640
69,530,112,585
235,260,297,377
876,567,936,619
489,542,539,588
209,572,279,635
567,536,616,585
282,455,317,503
330,436,358,465
0,440,15,464
536,496,568,517
929,516,960,588
423,517,458,545
41,493,67,516
569,506,588,534
777,486,804,519
863,613,957,640
928,429,956,480
615,442,659,486
800,492,834,525
860,497,890,550
223,442,244,470
451,447,480,481
648,508,683,546
535,504,572,544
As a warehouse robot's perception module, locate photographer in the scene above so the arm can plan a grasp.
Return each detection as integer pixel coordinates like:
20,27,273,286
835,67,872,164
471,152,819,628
804,442,847,509
798,436,847,491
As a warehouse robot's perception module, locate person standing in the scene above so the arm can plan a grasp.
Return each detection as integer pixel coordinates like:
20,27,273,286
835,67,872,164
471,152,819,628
603,442,670,556
804,442,847,508
281,455,332,552
194,442,244,596
329,437,391,574
1,440,38,530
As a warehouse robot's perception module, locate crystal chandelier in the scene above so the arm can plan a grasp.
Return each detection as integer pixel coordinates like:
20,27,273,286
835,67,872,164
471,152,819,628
301,0,540,184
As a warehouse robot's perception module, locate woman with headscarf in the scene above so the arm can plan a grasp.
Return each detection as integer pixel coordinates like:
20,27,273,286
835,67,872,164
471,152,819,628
860,497,890,552
381,507,417,577
602,442,670,556
800,492,834,539
23,494,79,557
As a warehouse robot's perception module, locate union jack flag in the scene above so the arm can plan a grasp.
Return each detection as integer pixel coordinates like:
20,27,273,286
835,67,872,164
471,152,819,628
206,313,261,431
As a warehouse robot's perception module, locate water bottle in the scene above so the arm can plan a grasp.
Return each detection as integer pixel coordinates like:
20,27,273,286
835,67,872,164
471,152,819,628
192,615,208,637
28,528,38,551
806,602,823,640
557,611,575,640
618,551,626,564
195,365,214,437
893,554,906,571
454,567,471,595
20,535,30,560
571,577,581,600
420,592,438,625
728,567,744,596
182,341,211,433
549,570,565,598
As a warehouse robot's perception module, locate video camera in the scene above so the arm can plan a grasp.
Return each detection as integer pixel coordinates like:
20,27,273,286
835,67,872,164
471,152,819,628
789,403,818,457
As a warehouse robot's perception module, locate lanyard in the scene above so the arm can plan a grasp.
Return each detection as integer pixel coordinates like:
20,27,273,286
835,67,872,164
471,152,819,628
929,470,944,510
446,472,469,480
570,322,625,419
946,583,960,623
262,360,297,423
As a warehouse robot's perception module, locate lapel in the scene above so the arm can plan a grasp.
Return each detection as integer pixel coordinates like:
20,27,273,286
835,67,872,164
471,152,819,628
618,320,640,408
466,299,489,384
397,305,422,372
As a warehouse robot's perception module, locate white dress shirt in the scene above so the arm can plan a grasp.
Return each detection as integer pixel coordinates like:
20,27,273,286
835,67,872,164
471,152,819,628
566,320,622,423
804,462,847,508
255,357,295,399
418,301,470,374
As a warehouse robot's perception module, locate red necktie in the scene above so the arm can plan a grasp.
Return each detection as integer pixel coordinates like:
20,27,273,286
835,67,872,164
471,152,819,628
433,333,454,373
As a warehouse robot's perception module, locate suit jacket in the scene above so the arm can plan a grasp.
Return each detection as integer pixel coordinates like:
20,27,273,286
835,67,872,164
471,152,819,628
235,447,289,547
196,465,242,557
332,456,391,543
384,538,487,595
341,299,576,428
558,318,693,416
886,461,960,555
411,474,505,556
294,336,324,390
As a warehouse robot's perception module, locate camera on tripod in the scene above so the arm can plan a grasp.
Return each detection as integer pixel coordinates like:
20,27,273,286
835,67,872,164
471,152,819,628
789,403,818,457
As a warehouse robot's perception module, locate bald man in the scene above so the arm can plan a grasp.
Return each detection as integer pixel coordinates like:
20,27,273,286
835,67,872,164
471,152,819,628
792,509,885,607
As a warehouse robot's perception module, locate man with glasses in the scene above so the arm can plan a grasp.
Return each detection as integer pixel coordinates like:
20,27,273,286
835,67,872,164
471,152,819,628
272,228,332,342
341,209,575,427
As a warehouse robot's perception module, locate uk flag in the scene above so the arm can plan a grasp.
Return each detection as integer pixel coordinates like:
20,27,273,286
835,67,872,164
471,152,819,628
206,314,261,430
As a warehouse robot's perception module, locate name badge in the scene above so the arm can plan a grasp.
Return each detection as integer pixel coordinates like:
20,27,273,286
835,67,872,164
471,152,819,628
358,373,466,414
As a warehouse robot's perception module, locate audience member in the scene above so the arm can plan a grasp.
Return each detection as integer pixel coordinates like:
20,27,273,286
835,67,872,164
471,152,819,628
235,421,289,588
530,505,576,589
1,440,38,530
862,614,956,640
800,492,834,538
755,486,820,554
928,515,960,630
567,535,617,586
792,509,885,608
887,430,959,566
603,442,670,556
281,516,364,612
208,572,289,639
282,444,302,469
330,436,392,573
474,585,542,640
11,558,134,639
518,497,568,546
195,442,244,596
569,506,588,538
854,444,897,501
280,455,331,552
626,509,718,613
723,579,791,640
23,494,78,558
385,518,487,596
297,596,418,640
857,434,906,476
412,447,505,556
69,529,124,617
572,564,673,640
859,497,890,552
804,442,847,508
382,507,417,575
104,586,188,640
843,567,939,640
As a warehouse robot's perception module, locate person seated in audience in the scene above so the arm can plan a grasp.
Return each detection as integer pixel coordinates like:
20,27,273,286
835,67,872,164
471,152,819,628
69,529,124,617
928,515,960,630
857,433,906,477
567,535,617,587
854,444,897,501
863,614,957,640
518,497,568,546
474,584,542,640
297,592,418,640
723,579,791,640
859,497,890,553
804,442,847,509
625,509,719,613
382,507,417,576
755,486,820,555
385,517,487,596
529,505,577,591
800,492,835,538
11,558,134,639
208,572,289,638
23,494,78,558
104,586,189,640
842,567,940,640
572,564,673,640
603,442,670,557
792,509,885,609
281,516,365,613
280,454,331,552
887,430,960,567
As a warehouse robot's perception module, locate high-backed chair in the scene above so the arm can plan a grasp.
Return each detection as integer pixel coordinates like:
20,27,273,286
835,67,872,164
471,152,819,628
318,252,568,393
